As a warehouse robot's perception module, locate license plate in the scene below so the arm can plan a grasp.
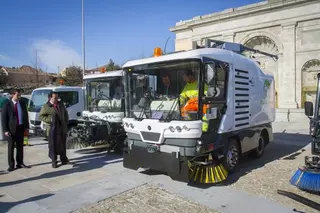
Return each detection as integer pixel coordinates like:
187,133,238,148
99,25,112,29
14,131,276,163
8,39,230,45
147,144,158,153
29,129,34,133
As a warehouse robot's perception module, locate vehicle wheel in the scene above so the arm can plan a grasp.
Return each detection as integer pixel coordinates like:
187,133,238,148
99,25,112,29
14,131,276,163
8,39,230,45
222,138,240,172
251,133,266,158
113,139,125,154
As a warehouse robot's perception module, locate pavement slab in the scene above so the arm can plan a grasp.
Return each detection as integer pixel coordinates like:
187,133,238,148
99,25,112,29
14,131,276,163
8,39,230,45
73,184,220,213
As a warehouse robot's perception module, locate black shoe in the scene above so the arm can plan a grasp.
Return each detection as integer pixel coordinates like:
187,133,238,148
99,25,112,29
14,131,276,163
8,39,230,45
16,164,31,169
52,162,58,168
61,161,72,165
7,167,14,172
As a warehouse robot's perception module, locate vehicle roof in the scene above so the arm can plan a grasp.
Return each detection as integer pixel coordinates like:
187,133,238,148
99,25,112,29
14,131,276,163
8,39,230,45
83,70,124,80
32,86,83,91
122,48,235,68
122,48,273,78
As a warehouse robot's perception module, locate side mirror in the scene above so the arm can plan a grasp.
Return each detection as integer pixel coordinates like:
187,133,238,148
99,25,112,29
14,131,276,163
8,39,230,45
304,101,313,117
205,62,216,86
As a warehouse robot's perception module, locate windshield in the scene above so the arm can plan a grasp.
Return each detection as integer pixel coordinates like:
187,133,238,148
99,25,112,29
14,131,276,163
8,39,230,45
125,60,201,121
86,77,124,112
28,89,52,112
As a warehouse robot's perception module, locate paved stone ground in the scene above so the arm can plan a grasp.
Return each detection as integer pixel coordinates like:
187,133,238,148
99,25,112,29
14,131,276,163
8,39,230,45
0,122,319,213
225,122,320,213
73,184,220,213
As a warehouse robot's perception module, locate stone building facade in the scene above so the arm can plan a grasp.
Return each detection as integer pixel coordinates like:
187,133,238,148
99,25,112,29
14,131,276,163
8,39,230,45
170,0,320,121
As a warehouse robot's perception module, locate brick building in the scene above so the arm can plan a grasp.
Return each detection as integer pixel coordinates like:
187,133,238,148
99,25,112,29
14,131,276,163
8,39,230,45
0,65,57,87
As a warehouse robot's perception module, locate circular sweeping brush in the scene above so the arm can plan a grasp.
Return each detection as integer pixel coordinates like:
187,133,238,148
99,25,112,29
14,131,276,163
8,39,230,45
290,156,320,193
188,153,228,184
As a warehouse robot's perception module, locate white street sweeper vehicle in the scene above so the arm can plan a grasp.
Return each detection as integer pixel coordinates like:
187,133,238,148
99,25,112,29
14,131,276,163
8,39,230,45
67,70,126,151
121,39,277,184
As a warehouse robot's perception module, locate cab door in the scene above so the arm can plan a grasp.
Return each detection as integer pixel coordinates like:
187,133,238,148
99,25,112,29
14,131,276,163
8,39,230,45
201,57,230,135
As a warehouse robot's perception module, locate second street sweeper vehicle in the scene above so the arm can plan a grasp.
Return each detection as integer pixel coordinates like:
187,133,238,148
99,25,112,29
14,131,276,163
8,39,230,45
121,39,277,184
289,72,320,193
276,73,320,212
67,70,126,151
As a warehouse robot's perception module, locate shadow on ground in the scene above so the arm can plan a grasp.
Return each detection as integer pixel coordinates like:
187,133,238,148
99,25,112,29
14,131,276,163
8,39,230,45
219,131,311,186
140,132,312,188
74,147,110,154
0,148,123,188
0,194,54,213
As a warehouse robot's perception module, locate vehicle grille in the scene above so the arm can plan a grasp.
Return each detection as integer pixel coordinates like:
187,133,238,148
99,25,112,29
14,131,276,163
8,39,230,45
140,131,160,142
30,120,41,125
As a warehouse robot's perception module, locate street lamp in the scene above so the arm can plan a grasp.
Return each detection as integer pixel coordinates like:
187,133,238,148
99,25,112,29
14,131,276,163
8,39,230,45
82,0,86,80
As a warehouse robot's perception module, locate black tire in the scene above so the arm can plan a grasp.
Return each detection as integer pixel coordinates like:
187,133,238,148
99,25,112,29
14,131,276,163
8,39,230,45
113,142,124,154
222,138,240,172
251,132,266,158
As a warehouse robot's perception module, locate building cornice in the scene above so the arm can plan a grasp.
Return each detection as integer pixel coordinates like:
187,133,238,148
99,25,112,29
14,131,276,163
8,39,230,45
170,0,316,32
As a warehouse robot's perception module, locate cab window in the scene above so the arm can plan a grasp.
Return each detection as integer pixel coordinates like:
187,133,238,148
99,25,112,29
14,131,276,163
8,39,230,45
58,91,79,108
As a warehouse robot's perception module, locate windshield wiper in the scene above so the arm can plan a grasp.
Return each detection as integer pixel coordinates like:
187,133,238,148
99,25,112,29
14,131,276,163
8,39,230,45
163,98,180,122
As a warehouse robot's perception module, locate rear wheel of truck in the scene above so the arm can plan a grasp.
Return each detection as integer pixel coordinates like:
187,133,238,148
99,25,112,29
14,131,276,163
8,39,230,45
222,138,240,172
251,132,266,158
113,139,124,154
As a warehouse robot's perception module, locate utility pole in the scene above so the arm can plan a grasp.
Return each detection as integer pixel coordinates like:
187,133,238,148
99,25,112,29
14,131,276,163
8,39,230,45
82,0,87,107
82,0,86,79
35,49,39,87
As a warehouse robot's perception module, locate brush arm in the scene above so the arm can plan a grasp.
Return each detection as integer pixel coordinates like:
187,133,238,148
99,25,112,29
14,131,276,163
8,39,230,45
277,190,320,211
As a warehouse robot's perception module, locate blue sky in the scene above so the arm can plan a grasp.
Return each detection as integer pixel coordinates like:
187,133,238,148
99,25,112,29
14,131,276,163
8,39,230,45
0,0,263,72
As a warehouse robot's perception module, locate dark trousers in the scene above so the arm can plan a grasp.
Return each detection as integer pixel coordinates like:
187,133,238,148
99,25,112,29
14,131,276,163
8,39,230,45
8,125,24,168
50,134,68,163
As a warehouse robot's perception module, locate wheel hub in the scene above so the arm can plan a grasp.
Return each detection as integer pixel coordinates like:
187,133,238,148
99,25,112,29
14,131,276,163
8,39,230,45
227,146,238,168
257,137,264,154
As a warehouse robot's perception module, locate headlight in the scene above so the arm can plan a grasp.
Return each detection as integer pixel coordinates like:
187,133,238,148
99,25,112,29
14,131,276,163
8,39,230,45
125,122,129,128
182,125,190,131
169,126,175,132
130,123,134,129
176,126,182,132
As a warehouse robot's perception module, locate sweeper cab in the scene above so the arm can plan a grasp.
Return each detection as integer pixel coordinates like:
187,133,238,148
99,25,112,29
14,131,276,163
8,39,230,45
121,39,277,184
290,73,320,193
67,69,126,151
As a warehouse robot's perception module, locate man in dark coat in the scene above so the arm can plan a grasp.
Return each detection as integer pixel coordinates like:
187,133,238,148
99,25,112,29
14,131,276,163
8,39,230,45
160,72,178,97
39,92,71,168
2,89,31,172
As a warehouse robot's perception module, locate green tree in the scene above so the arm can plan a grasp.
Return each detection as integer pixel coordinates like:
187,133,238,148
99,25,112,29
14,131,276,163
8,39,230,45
64,66,83,86
105,59,121,71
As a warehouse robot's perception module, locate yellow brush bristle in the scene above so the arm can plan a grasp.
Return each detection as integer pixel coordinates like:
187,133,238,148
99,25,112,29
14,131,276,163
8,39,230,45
210,167,215,183
205,167,209,183
188,160,228,184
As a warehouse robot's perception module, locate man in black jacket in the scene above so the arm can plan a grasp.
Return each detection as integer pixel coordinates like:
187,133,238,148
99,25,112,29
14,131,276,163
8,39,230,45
160,72,177,97
2,89,31,172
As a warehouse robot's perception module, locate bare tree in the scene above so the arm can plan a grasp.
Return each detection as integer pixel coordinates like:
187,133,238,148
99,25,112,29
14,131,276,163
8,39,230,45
30,48,41,86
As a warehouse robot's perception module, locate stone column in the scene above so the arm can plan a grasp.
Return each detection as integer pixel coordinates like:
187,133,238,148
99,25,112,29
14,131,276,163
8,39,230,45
175,39,193,51
279,22,298,108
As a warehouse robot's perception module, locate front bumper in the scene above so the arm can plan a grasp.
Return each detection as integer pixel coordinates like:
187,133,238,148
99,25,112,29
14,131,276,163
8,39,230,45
123,142,190,182
29,125,45,136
